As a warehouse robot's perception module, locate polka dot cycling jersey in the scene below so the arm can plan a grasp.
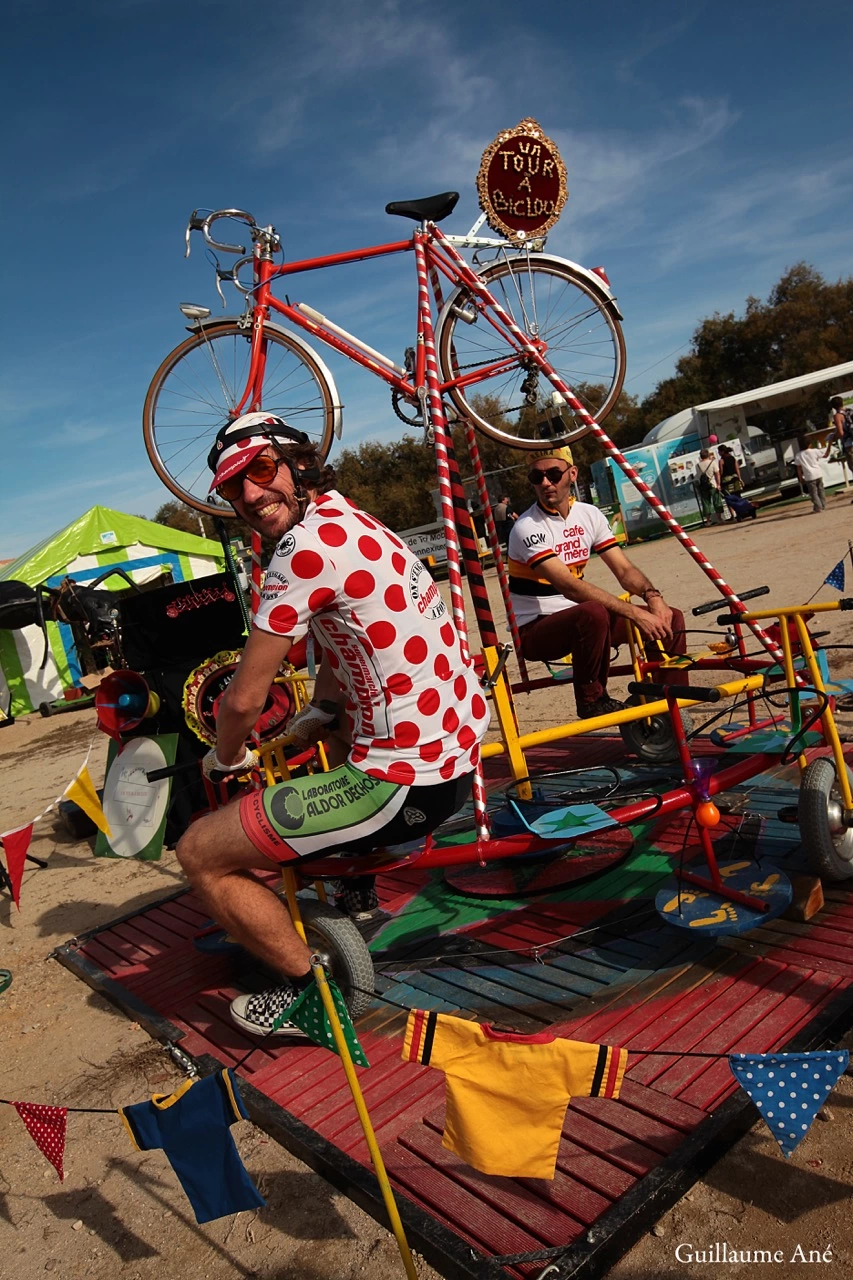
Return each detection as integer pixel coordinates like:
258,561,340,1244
253,492,488,785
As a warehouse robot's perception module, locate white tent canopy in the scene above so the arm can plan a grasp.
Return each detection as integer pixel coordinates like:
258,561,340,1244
644,361,853,444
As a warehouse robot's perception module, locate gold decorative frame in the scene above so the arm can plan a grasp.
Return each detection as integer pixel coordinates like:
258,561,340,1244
476,117,568,243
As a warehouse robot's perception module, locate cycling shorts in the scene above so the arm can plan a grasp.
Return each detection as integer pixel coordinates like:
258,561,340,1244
239,761,473,864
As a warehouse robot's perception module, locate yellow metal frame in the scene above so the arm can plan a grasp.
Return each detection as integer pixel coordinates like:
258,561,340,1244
480,595,852,810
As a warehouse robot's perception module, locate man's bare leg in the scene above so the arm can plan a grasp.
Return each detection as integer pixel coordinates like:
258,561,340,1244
175,801,311,978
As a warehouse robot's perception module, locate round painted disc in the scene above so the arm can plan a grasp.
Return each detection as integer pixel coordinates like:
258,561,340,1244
656,860,792,934
443,827,633,898
101,736,171,858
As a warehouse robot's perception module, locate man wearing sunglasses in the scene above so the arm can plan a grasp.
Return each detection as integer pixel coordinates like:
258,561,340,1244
507,445,686,720
175,412,487,1037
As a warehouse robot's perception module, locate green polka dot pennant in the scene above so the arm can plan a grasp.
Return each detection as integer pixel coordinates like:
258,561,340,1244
273,980,369,1067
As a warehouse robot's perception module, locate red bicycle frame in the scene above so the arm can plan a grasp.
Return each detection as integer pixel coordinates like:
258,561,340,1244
232,228,535,417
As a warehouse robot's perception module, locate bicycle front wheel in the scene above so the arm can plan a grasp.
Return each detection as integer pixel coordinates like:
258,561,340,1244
436,256,626,449
143,320,340,517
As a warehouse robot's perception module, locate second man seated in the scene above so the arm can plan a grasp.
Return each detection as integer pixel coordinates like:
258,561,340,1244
507,445,687,719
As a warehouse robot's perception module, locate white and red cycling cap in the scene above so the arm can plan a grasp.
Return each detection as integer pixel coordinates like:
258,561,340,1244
208,412,309,492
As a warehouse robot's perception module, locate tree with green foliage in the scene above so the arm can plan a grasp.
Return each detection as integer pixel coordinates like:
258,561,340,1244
626,264,853,440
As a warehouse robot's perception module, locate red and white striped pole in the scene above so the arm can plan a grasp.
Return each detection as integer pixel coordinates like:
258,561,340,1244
415,234,490,839
427,260,529,680
432,226,790,672
248,530,264,783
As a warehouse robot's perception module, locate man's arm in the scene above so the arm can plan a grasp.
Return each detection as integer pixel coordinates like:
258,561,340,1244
537,548,671,642
215,627,293,767
597,545,675,639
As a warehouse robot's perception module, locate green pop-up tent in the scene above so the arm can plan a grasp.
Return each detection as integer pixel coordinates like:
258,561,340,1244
0,506,225,716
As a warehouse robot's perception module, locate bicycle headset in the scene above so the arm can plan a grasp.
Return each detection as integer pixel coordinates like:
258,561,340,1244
207,413,322,497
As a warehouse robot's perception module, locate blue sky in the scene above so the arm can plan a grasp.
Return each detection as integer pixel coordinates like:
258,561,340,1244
3,0,852,561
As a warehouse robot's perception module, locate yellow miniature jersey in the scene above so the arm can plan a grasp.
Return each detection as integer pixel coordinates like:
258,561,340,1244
402,1010,628,1179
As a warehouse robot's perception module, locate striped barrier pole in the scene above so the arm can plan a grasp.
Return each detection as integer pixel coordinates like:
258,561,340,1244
431,226,790,672
427,260,526,677
248,530,264,784
415,233,490,838
461,417,528,682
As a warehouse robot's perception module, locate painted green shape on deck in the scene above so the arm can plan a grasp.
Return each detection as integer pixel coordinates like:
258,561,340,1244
369,834,674,955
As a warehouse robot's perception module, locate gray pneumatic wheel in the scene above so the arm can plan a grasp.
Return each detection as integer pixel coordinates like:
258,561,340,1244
298,897,375,1019
799,758,853,882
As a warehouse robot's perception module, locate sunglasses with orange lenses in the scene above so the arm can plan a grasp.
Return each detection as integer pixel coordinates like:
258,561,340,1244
216,454,284,501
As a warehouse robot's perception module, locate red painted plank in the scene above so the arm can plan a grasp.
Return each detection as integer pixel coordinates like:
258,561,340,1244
382,1141,556,1275
629,962,811,1094
329,1070,446,1153
568,1097,684,1157
617,1078,708,1132
560,1110,664,1179
679,973,846,1110
398,1123,599,1235
79,938,150,978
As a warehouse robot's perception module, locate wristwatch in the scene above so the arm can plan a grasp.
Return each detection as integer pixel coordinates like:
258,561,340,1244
642,588,663,602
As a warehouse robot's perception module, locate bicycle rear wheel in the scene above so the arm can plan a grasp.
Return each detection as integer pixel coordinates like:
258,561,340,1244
436,256,625,449
143,320,340,517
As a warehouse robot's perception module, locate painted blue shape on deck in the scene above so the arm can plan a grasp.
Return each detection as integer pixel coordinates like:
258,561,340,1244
655,861,792,935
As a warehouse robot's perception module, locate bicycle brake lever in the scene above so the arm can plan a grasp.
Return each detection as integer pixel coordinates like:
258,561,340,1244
185,211,207,259
215,267,235,306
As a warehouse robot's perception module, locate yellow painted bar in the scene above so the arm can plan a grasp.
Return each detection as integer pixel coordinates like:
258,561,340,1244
733,601,846,622
281,868,309,945
482,644,532,798
481,675,765,758
775,613,808,771
793,613,853,810
310,959,419,1280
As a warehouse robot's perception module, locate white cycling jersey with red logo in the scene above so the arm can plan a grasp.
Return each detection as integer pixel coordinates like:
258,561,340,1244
253,491,487,785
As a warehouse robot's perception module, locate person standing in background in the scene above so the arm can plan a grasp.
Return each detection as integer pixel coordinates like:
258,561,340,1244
694,449,722,524
794,436,831,513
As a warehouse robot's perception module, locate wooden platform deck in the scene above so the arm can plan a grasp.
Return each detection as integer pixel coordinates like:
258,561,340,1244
55,739,853,1279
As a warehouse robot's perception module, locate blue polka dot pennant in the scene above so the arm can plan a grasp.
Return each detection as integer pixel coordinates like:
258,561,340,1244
729,1051,849,1158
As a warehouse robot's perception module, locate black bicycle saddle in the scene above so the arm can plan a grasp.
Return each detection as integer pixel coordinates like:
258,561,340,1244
385,192,460,223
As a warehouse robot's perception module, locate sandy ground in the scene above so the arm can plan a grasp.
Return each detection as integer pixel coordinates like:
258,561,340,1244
2,485,853,1278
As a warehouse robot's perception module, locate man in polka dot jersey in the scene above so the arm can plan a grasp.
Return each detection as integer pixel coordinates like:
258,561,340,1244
176,413,487,1036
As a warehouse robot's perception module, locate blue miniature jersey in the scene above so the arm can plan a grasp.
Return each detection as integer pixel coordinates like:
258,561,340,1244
119,1069,265,1224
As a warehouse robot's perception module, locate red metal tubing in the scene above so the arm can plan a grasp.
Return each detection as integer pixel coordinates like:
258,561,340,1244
271,239,414,276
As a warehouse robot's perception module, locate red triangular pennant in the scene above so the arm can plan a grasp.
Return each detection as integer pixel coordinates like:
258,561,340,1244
13,1101,68,1180
1,824,34,909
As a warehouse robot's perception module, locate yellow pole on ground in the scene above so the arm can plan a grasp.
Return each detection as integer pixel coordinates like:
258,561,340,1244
793,613,853,810
309,957,419,1280
482,643,532,799
775,615,809,772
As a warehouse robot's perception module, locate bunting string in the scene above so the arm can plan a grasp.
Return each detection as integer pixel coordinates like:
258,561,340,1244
0,732,99,841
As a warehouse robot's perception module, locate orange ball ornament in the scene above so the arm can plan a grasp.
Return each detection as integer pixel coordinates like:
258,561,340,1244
695,800,721,828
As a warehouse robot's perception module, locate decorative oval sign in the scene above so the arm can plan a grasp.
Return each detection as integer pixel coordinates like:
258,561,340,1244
477,118,568,242
182,648,300,746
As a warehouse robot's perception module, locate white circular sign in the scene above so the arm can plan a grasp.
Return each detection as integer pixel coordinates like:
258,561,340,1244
102,737,171,858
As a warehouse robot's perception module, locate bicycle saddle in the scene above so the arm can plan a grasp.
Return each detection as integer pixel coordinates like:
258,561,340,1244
385,192,460,223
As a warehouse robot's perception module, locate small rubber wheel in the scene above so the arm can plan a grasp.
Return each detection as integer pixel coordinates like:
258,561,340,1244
799,757,853,881
298,898,375,1019
38,702,53,717
619,698,693,763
